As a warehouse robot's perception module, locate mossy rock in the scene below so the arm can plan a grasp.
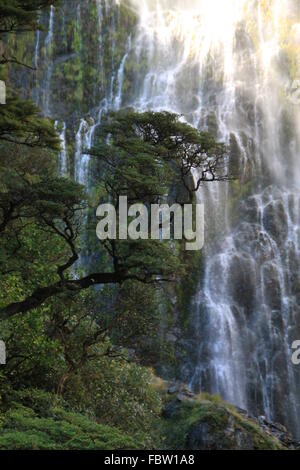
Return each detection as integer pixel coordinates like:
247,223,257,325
161,394,287,450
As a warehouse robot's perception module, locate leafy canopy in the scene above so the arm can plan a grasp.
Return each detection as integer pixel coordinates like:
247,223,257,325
0,109,229,320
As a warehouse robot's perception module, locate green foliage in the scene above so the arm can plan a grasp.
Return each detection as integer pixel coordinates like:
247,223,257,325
94,110,226,201
0,97,60,149
0,107,224,316
65,360,162,447
0,287,163,447
112,281,161,347
0,308,64,391
0,397,141,450
89,109,227,284
0,141,85,312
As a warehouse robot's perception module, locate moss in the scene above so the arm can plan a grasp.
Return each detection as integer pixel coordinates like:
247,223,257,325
161,394,286,450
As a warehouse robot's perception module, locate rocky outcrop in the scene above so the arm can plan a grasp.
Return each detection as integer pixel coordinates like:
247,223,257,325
162,385,300,450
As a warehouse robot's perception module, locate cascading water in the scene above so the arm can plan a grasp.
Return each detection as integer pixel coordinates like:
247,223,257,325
34,0,300,436
75,118,96,186
34,12,41,70
124,0,300,436
41,5,55,116
73,0,127,190
114,35,132,110
55,121,68,176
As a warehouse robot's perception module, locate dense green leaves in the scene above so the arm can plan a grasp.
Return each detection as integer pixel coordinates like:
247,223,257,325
0,142,85,315
0,401,141,450
0,104,229,318
92,109,228,200
0,97,60,149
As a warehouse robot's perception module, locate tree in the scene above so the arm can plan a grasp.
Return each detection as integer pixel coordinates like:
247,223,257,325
92,109,229,200
1,288,163,445
0,0,231,321
0,98,60,148
0,109,230,320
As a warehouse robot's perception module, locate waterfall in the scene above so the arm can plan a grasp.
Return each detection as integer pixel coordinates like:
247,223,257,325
73,0,130,190
96,0,105,88
114,35,132,110
45,5,55,48
34,0,300,437
55,121,68,176
34,14,41,69
41,5,55,116
33,12,41,104
75,118,97,186
126,0,300,436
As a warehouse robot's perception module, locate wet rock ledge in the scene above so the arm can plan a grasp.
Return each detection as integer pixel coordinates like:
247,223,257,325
161,383,300,450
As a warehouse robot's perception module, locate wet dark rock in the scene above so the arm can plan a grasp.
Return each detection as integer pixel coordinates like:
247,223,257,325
227,254,256,314
168,382,194,400
239,196,259,223
257,416,300,449
262,262,282,311
168,384,180,395
229,133,242,175
187,415,254,450
263,200,288,244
